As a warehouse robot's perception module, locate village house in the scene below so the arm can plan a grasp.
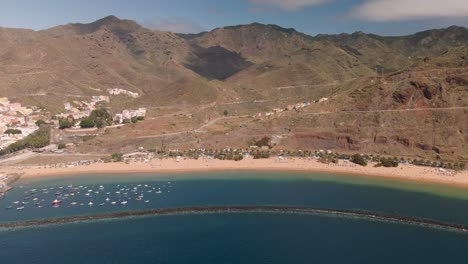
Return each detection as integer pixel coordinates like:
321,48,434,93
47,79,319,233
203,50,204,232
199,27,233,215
108,88,139,98
319,97,329,103
113,108,147,123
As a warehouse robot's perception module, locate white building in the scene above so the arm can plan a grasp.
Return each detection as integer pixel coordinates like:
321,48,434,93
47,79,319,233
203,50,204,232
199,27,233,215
108,88,139,98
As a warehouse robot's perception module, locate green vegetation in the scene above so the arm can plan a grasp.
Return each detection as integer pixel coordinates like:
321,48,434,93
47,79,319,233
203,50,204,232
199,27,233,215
253,151,270,159
351,154,367,166
453,163,466,171
249,136,272,148
59,118,75,129
58,142,66,149
111,153,123,162
129,116,144,124
234,154,244,161
35,120,47,127
90,108,113,127
223,110,228,116
377,158,399,167
0,126,50,156
79,117,95,128
4,129,22,135
78,108,113,129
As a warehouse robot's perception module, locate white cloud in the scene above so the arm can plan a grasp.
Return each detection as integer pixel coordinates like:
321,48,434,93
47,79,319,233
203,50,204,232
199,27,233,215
143,19,204,34
352,0,468,21
249,0,330,11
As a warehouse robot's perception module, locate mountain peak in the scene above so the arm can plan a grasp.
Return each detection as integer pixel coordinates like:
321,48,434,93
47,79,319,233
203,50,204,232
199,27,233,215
45,15,142,36
98,15,120,23
221,22,298,35
87,15,140,30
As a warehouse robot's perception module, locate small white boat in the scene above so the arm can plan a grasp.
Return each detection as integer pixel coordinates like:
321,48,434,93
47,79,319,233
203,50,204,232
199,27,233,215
111,202,117,205
71,202,77,206
144,200,150,203
13,201,20,204
88,202,94,206
105,198,110,202
121,201,128,205
16,207,25,210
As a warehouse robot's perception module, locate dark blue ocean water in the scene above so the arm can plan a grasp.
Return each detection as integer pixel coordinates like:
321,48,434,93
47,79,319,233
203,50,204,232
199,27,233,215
1,171,468,263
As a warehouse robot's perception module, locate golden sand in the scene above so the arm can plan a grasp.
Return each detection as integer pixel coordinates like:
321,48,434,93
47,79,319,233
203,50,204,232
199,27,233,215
1,157,467,188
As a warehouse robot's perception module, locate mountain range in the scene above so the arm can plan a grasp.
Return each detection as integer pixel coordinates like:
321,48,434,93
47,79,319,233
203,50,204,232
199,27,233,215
1,16,467,161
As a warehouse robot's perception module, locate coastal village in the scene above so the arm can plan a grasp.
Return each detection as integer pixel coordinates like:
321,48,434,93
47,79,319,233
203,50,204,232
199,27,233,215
1,87,146,140
57,88,146,125
0,97,43,150
0,88,148,193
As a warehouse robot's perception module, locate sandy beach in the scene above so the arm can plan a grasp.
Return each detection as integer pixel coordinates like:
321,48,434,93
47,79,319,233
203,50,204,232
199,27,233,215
1,157,467,188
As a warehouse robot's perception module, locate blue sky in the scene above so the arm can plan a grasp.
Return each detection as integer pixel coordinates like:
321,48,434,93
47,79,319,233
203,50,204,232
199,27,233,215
0,0,467,36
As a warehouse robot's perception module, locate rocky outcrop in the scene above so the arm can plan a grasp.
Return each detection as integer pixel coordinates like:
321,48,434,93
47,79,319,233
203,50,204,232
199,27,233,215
336,135,360,150
374,135,388,144
393,136,412,147
446,76,468,86
409,81,442,100
392,89,412,103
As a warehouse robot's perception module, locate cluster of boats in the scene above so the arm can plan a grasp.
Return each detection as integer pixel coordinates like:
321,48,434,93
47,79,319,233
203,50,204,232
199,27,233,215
4,182,172,211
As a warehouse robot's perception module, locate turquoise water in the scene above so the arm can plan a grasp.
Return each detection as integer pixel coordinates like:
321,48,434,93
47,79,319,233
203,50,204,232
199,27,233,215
1,171,468,263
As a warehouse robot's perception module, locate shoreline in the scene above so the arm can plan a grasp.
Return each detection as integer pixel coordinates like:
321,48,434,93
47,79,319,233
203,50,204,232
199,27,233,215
1,157,467,188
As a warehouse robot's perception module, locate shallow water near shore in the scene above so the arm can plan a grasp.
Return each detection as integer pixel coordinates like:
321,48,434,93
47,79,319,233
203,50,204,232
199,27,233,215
1,171,468,263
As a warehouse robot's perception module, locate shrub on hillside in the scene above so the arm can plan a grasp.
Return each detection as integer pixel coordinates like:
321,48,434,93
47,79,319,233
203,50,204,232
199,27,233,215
111,153,123,162
59,118,74,129
80,117,95,128
89,108,113,128
379,158,399,167
35,120,48,127
4,129,22,135
351,154,367,166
